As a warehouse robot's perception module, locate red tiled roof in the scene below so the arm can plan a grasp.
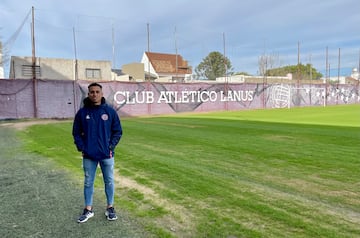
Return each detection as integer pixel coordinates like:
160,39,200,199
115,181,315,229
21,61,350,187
145,52,192,74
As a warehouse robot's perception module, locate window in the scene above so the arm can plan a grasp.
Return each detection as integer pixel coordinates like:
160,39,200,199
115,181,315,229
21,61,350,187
85,68,101,79
22,65,41,77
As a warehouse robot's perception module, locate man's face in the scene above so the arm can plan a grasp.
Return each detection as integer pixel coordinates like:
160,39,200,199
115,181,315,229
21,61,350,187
88,85,103,105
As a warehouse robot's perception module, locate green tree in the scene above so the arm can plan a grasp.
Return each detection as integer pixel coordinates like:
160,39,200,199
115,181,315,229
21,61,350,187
234,71,251,76
195,51,232,80
266,64,323,80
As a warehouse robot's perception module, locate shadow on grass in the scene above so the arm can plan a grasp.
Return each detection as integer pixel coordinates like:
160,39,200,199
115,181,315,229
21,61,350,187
0,126,149,238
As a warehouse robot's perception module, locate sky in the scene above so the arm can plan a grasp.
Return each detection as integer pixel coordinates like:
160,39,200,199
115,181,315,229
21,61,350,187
1,0,359,77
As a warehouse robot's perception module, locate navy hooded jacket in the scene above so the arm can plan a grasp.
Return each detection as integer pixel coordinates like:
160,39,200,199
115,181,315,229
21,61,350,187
72,97,122,161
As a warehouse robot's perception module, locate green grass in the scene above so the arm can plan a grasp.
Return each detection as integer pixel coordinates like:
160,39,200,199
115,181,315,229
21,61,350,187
0,126,148,238
7,104,360,237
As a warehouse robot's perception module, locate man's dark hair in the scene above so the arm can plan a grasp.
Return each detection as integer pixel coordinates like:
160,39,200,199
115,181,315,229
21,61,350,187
88,82,102,89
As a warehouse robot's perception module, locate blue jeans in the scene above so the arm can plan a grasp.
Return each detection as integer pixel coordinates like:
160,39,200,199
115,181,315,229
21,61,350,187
82,157,115,207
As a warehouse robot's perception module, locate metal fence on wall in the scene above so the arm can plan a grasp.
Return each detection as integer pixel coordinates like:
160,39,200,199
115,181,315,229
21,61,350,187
0,79,359,120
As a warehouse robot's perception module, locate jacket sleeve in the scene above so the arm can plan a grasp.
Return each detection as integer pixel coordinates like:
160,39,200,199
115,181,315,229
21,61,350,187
72,110,85,152
109,110,122,150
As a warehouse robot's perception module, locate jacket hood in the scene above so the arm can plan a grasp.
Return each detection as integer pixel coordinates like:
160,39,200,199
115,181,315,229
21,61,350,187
83,97,106,107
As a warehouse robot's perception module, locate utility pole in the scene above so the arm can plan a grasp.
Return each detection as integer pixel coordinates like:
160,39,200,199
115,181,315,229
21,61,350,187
309,54,312,105
325,46,328,106
337,48,341,86
175,26,178,82
337,48,341,104
72,27,78,113
112,22,115,69
262,39,267,108
223,32,227,79
146,23,151,115
297,41,300,88
31,6,38,118
357,49,360,96
146,23,150,81
147,23,150,54
73,27,78,81
31,6,36,80
223,32,228,110
309,54,312,82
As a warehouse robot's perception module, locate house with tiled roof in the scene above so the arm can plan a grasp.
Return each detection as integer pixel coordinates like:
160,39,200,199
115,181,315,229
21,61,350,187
141,52,192,82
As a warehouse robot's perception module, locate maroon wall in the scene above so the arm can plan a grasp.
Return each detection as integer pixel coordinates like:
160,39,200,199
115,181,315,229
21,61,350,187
1,79,359,119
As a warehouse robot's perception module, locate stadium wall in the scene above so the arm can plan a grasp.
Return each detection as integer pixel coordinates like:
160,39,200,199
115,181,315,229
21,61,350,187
0,79,359,119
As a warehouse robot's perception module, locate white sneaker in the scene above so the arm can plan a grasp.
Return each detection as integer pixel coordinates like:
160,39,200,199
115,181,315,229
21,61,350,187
105,207,118,221
77,208,94,223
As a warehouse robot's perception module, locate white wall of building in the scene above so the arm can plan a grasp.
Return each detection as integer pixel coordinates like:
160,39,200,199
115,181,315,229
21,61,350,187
141,53,158,79
351,68,359,79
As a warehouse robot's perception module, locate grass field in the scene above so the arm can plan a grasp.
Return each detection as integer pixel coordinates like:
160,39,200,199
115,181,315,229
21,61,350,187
1,104,360,237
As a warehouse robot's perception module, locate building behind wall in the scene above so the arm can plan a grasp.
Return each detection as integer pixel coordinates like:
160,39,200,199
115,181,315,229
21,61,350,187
141,52,192,82
111,62,145,81
9,56,112,81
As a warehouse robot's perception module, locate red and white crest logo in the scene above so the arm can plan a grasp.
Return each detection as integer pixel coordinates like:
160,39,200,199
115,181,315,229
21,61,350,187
101,114,109,121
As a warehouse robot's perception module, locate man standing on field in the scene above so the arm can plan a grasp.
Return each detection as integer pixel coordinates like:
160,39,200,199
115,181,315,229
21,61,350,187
72,82,123,223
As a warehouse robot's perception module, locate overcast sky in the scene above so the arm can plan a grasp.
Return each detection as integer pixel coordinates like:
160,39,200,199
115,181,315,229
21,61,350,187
1,0,359,77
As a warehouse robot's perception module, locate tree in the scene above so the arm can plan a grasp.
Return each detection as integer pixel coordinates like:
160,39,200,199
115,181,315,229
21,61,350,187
266,64,323,80
258,52,280,76
234,71,251,76
195,51,232,80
